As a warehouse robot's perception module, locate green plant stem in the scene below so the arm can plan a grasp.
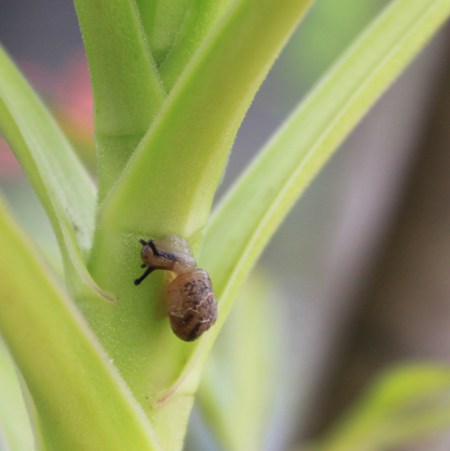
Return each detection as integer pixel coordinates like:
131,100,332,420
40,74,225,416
90,0,312,389
74,0,166,200
92,0,314,262
81,0,312,447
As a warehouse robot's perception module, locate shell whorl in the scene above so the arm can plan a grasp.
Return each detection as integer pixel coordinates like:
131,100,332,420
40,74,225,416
166,269,218,341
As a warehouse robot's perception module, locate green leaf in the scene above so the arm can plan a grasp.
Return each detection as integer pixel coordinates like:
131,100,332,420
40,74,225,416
136,0,188,67
170,0,450,400
0,197,161,451
74,0,166,199
198,273,282,450
0,47,103,299
313,365,450,451
159,0,235,90
0,339,34,451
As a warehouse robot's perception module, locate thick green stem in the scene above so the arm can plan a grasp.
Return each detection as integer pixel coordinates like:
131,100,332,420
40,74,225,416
74,0,166,200
82,0,313,447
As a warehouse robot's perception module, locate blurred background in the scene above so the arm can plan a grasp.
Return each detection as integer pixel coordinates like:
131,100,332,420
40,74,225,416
1,1,450,450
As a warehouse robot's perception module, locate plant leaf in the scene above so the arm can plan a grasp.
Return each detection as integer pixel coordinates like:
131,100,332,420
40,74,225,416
0,339,34,451
169,0,450,401
159,0,235,90
74,0,166,199
198,273,283,450
312,365,450,451
0,197,161,450
0,47,104,299
135,0,189,68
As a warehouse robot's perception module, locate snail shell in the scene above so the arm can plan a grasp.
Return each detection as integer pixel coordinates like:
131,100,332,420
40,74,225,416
167,269,217,341
134,236,218,341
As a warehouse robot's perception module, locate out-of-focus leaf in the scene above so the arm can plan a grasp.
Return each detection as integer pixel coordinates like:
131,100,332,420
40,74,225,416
198,273,283,450
311,365,450,451
0,339,34,451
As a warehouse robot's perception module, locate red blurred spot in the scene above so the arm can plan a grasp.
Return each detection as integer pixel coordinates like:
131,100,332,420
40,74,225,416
52,51,94,145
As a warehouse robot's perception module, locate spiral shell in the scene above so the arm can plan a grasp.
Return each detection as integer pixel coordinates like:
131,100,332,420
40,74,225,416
166,269,217,341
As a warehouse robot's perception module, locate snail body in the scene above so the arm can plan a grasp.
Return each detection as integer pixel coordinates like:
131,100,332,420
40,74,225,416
134,236,217,341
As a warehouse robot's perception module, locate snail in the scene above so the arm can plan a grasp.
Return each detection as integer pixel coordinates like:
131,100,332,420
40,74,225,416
134,236,218,341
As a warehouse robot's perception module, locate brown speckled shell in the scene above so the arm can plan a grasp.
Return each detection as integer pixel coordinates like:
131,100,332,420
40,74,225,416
166,269,218,341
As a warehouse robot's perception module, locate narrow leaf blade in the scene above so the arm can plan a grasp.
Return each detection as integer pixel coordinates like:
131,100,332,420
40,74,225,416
198,274,283,450
203,0,450,334
0,46,95,256
0,47,111,301
159,0,235,90
136,0,188,67
0,197,161,450
169,0,450,401
0,340,34,451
